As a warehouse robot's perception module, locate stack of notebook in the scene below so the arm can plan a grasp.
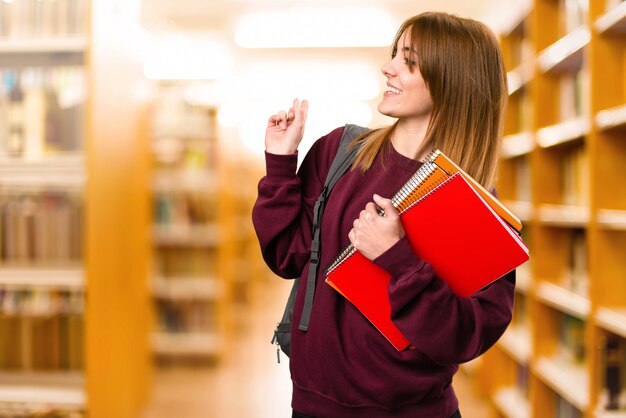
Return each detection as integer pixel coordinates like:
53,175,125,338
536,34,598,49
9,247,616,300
324,149,529,350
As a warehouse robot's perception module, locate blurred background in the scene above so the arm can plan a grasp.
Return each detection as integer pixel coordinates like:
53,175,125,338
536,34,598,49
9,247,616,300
1,0,626,417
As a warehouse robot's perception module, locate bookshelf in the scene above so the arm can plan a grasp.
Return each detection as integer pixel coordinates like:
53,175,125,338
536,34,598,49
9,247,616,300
0,1,152,417
149,84,233,361
217,153,268,330
147,81,270,363
482,0,626,416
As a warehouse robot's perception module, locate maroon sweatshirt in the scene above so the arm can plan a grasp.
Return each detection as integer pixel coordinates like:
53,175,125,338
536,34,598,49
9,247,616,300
252,126,515,418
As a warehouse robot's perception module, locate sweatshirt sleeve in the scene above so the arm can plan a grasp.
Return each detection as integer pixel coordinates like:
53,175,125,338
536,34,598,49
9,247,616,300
374,237,515,365
251,128,343,279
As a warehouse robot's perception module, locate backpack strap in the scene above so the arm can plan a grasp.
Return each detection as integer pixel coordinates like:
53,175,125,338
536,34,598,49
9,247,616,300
298,124,368,331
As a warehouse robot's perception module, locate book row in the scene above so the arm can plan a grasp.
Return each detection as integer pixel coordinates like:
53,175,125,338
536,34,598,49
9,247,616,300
517,362,530,398
0,66,85,158
0,0,86,39
499,333,625,413
512,290,529,328
0,408,84,418
155,299,217,334
513,90,533,134
0,289,83,316
150,86,216,141
153,247,219,277
563,228,588,297
0,192,83,263
556,394,584,418
602,334,626,411
559,313,585,364
509,145,588,208
560,147,589,208
0,312,83,370
152,137,218,170
154,191,218,227
511,75,587,135
559,70,589,123
510,298,625,412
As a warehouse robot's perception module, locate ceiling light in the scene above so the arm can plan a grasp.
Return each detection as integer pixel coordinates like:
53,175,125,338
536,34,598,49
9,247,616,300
143,34,233,80
234,6,396,48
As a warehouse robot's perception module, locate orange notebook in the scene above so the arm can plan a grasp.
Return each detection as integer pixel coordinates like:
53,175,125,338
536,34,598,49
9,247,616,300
325,172,529,351
402,149,522,233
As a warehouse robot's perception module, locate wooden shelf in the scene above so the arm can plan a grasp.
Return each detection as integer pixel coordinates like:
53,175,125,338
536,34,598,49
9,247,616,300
596,209,626,230
533,356,589,411
0,267,84,290
460,356,483,375
502,132,535,158
152,277,223,300
150,130,215,142
595,391,626,416
152,332,220,356
0,37,87,54
535,281,590,319
596,104,626,131
502,200,534,223
0,372,85,411
153,169,218,193
595,307,626,338
0,2,154,417
516,265,532,294
594,2,626,34
508,63,534,95
0,155,86,190
499,0,533,36
537,28,590,73
595,409,626,418
149,97,237,366
493,387,531,418
537,204,589,227
152,224,220,247
499,326,532,364
536,116,589,149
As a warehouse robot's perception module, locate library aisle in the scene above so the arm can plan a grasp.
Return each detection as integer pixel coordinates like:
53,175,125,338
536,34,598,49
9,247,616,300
140,275,490,418
141,276,293,418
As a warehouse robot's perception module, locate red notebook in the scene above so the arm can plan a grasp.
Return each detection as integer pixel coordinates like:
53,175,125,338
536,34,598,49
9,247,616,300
325,172,529,351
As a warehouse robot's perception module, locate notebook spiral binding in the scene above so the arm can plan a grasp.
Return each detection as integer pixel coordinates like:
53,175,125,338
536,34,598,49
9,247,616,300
325,244,358,275
325,149,443,276
393,162,440,213
400,171,458,216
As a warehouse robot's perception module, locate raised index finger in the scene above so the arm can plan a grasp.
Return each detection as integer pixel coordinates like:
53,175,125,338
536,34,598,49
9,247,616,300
293,98,309,125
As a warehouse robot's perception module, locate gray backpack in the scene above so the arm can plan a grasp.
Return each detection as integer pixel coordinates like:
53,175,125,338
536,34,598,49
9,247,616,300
271,124,368,362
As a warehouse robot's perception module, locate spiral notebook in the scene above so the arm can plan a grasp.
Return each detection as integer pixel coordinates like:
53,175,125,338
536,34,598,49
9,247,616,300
325,151,529,350
395,149,523,232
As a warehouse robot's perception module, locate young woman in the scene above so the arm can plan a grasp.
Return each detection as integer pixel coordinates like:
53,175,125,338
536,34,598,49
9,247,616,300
252,11,515,418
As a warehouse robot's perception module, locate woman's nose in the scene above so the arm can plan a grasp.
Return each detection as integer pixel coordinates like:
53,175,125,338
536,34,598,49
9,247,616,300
381,61,394,78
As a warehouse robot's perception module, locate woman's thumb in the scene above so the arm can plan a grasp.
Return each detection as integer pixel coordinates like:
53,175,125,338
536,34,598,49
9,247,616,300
373,194,395,217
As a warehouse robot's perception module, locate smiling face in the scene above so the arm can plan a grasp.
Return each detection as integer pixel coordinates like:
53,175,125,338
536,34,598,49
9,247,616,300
377,29,433,125
354,12,507,188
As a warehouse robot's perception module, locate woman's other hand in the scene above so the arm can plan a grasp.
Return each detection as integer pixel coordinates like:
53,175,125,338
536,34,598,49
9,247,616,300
265,98,309,155
349,194,405,260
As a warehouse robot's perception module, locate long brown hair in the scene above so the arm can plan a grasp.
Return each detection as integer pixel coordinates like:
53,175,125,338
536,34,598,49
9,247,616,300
351,12,508,189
